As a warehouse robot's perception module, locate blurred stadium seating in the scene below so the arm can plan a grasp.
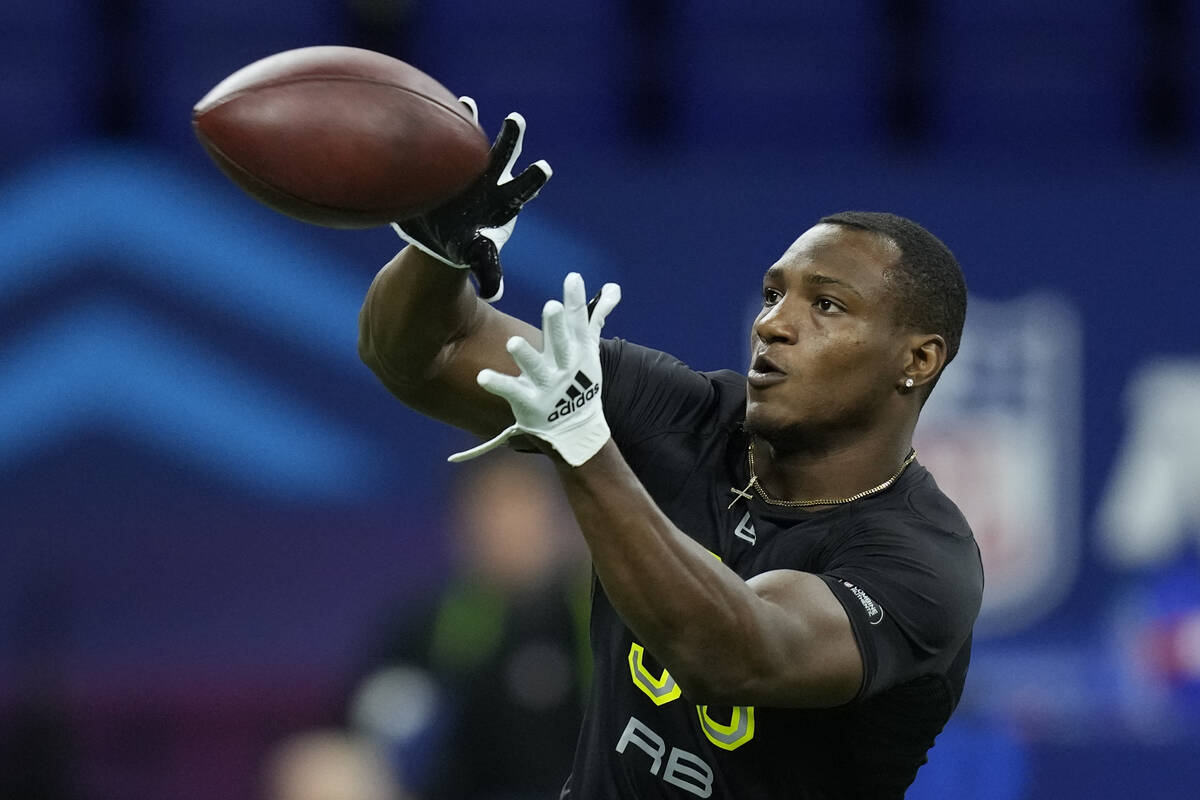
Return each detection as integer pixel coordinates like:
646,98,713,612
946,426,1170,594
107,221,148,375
0,0,100,169
403,0,631,147
136,1,347,150
1,2,1198,798
931,0,1140,152
675,2,882,148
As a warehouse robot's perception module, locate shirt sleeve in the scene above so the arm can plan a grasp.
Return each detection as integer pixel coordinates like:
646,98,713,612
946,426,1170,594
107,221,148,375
598,338,737,448
817,517,984,701
597,338,744,501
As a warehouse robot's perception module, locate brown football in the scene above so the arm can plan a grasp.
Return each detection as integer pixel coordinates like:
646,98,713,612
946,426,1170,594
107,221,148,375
192,46,490,228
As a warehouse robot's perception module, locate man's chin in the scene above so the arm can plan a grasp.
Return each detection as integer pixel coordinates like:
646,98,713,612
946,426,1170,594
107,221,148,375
743,410,807,449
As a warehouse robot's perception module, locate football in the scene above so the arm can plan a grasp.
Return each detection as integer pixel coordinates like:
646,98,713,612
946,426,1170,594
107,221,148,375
192,46,490,228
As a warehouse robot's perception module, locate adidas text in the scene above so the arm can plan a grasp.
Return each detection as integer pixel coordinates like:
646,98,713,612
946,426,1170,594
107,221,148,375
548,372,600,423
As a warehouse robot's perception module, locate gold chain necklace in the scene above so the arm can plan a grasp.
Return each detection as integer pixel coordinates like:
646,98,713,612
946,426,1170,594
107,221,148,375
728,442,917,509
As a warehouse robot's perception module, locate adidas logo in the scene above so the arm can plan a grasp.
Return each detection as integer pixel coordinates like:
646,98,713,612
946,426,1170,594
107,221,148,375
548,371,600,422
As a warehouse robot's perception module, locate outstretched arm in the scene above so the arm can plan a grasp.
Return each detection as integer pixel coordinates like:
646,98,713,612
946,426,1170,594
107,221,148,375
358,246,539,438
473,274,865,708
357,105,549,439
555,442,863,708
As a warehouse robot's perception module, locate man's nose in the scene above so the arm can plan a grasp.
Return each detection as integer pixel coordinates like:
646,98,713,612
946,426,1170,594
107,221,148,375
754,302,797,344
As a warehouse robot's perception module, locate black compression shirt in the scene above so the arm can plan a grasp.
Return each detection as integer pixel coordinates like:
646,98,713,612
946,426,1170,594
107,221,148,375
561,339,984,800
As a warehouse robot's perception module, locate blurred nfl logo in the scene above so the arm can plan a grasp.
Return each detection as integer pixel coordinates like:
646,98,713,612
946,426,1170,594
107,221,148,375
916,294,1082,635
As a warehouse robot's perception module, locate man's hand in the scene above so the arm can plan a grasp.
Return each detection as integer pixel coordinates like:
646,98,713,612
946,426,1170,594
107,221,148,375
392,97,551,302
448,273,621,466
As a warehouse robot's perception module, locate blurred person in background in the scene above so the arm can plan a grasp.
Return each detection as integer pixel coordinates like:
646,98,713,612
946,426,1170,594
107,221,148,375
346,450,591,800
356,107,982,798
263,729,408,800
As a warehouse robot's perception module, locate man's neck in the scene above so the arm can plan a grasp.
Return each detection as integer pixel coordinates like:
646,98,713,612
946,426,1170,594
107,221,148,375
752,428,915,505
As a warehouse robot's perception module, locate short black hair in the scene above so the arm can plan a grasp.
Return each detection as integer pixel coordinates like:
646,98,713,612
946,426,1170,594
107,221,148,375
818,211,967,385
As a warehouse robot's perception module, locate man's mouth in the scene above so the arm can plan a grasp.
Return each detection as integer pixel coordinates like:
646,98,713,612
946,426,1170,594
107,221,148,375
748,353,787,388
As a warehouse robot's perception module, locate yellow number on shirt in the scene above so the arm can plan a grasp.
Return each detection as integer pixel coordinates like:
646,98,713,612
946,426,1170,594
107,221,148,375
626,642,756,751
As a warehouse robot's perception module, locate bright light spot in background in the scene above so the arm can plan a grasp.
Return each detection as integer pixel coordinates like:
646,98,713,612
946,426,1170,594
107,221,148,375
1099,360,1200,568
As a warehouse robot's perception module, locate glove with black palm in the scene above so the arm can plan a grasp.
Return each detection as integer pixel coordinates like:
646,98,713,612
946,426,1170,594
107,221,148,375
391,97,552,302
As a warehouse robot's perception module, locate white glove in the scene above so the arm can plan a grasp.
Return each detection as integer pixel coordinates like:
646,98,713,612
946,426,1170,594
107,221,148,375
448,272,621,466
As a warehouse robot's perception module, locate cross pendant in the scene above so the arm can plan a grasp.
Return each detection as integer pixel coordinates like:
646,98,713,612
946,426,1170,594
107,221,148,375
728,478,756,509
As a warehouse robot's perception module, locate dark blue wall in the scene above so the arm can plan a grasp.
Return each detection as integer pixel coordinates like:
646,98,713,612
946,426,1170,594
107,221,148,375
2,2,1199,798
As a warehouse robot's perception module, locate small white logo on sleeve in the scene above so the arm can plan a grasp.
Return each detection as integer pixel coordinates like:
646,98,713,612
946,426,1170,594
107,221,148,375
842,581,884,625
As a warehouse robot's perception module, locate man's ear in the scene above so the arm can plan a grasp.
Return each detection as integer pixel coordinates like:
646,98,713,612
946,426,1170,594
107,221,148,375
901,333,946,390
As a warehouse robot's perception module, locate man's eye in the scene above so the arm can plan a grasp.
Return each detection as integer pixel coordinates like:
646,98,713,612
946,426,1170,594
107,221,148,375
763,288,782,305
815,297,842,313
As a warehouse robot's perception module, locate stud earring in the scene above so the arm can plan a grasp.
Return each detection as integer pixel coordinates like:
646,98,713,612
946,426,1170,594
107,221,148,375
904,378,914,388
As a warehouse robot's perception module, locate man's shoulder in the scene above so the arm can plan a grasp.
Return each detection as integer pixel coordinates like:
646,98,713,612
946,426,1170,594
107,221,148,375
843,464,974,542
824,465,983,600
895,464,975,543
601,338,743,382
599,337,746,440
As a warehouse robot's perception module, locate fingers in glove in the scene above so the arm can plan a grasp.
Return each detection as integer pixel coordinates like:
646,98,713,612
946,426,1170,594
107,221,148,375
476,367,528,403
465,236,504,302
586,290,602,320
506,335,553,386
483,113,527,185
588,283,622,332
458,96,480,125
501,159,553,208
561,273,593,338
542,299,571,369
562,272,587,314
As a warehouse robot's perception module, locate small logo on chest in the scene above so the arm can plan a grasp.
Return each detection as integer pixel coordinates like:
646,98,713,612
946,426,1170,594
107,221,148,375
733,511,756,545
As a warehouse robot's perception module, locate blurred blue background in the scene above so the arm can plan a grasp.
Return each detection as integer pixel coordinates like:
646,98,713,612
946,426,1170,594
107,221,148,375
2,1,1200,798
